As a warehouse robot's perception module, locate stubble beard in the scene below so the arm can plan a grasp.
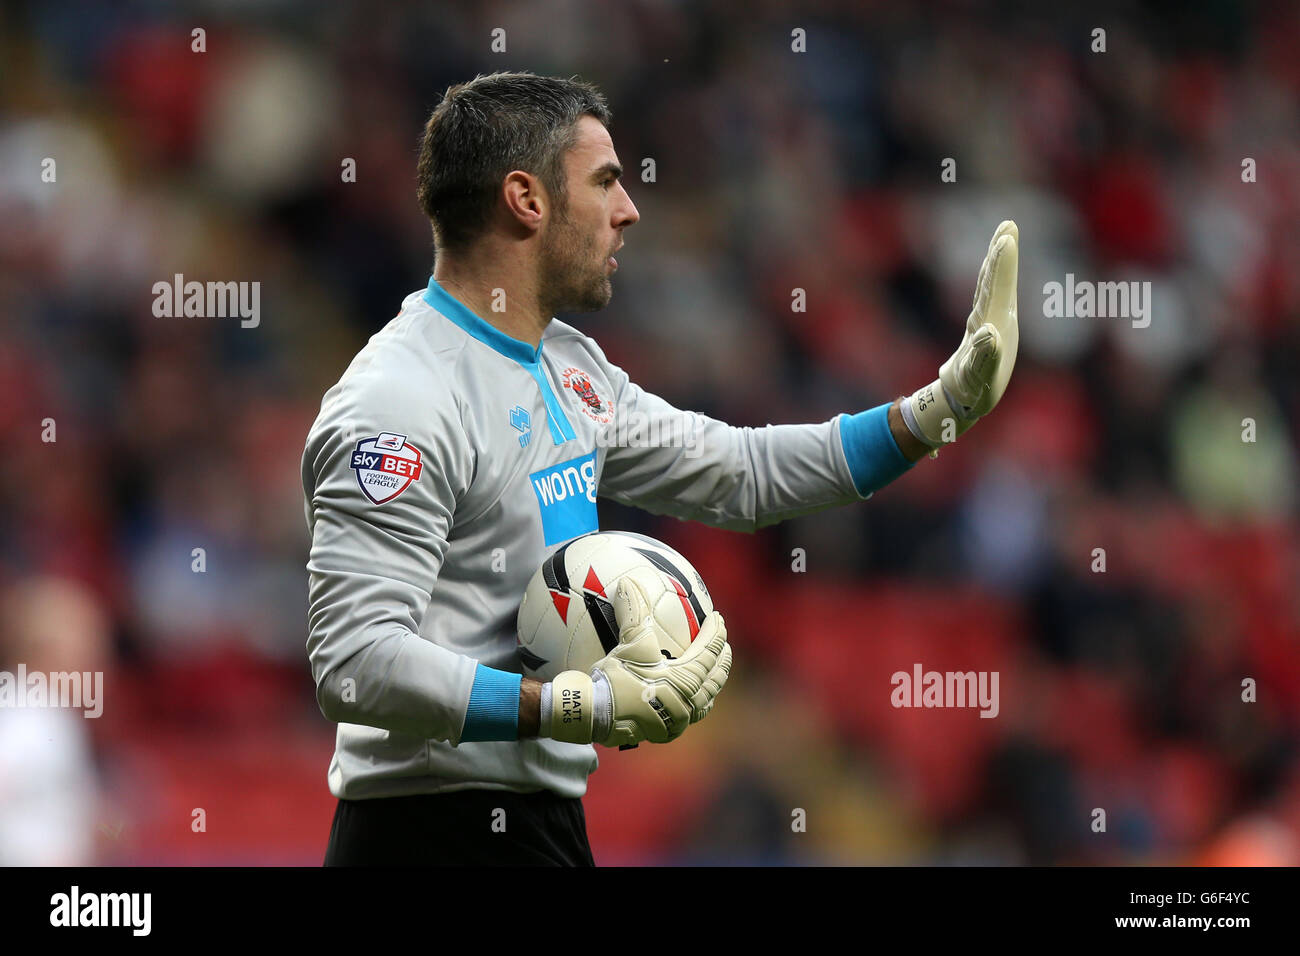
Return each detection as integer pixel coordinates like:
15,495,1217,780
539,204,612,315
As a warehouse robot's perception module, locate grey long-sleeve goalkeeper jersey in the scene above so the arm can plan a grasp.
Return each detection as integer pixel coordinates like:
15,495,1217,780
302,276,872,800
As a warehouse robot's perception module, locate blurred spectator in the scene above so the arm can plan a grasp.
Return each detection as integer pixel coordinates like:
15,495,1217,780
0,577,109,865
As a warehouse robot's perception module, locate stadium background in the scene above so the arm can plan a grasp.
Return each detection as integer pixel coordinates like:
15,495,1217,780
1,0,1297,865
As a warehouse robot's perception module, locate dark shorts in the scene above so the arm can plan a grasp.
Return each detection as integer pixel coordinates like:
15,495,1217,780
323,788,596,866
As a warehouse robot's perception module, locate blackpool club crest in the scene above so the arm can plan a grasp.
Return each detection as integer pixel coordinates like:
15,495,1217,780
350,432,423,504
561,367,613,424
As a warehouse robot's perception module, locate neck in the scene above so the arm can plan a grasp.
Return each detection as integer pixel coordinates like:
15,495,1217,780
433,245,549,349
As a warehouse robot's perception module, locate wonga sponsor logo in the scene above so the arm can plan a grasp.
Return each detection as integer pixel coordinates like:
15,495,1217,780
530,451,598,545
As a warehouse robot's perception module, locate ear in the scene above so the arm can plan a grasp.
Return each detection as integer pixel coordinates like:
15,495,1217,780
502,170,546,233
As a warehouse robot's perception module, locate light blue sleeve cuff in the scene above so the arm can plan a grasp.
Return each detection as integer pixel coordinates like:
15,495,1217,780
838,403,915,498
460,663,522,742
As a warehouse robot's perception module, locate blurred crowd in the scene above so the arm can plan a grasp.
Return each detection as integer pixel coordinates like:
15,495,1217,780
1,0,1297,864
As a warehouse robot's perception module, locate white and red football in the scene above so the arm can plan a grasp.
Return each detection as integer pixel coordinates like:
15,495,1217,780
516,531,713,681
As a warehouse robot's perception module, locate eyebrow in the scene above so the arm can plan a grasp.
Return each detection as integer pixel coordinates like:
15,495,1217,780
591,161,623,182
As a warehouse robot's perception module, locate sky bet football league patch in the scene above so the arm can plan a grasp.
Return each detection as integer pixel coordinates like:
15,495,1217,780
350,432,423,504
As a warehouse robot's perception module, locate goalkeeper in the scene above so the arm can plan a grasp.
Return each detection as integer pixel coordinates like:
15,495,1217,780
304,71,1018,866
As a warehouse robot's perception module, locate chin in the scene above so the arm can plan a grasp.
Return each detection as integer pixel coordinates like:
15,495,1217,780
569,279,613,313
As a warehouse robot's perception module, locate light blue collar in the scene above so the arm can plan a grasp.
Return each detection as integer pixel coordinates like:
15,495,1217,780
423,276,542,367
423,276,576,444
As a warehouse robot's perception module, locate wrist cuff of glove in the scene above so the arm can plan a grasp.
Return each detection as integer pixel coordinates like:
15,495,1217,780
547,671,595,744
590,671,613,743
538,681,553,738
905,378,974,452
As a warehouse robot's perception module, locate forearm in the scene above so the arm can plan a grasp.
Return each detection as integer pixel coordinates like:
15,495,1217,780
309,614,480,740
605,415,874,531
518,677,542,737
887,396,930,463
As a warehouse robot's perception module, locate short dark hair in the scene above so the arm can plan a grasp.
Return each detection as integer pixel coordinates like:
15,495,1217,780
416,72,612,254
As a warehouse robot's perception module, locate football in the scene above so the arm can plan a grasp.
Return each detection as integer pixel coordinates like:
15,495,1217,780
516,530,713,681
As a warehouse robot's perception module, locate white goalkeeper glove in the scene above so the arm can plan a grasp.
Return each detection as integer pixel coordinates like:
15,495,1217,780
542,568,732,747
902,219,1019,455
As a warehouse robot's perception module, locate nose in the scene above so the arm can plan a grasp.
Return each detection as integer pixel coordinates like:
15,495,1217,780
615,182,639,228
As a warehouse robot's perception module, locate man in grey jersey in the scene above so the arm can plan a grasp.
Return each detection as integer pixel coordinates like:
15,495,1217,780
304,71,1019,865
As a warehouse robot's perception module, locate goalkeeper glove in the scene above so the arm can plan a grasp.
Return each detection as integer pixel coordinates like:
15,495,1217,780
902,219,1019,455
542,568,733,747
